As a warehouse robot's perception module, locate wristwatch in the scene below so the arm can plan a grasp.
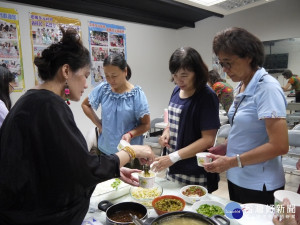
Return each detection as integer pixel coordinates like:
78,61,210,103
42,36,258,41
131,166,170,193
236,154,243,168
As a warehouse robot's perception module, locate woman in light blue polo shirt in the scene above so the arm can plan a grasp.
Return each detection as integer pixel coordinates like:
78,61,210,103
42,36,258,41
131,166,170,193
204,27,289,205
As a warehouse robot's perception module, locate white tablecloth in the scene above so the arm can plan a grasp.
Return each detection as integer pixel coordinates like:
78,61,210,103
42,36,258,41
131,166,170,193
84,177,241,225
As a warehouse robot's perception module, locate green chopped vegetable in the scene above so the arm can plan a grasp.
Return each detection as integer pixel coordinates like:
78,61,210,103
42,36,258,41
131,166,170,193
111,178,121,190
196,204,225,217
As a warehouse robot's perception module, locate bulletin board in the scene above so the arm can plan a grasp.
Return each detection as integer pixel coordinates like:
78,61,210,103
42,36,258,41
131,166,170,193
0,7,24,91
88,21,126,87
29,12,81,84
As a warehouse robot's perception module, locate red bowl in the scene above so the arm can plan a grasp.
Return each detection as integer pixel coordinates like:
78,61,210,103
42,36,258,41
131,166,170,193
152,195,185,215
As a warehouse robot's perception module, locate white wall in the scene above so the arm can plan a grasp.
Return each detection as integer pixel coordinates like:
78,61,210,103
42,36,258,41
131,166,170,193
176,0,300,88
2,0,300,135
1,0,177,135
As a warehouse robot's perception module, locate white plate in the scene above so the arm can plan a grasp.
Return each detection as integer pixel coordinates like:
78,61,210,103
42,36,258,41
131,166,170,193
92,178,129,199
191,200,225,215
238,203,274,225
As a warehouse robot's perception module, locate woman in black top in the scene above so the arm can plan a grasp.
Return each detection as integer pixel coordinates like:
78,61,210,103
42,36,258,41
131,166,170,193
0,27,155,225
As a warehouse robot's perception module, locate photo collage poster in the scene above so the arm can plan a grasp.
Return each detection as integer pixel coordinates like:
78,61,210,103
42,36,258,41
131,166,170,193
29,12,81,84
88,21,126,87
0,7,24,91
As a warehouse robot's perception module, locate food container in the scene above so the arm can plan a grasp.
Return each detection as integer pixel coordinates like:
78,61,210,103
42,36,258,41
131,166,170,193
130,183,163,208
117,140,131,151
152,195,185,215
148,211,229,225
98,200,148,225
179,185,208,204
138,170,156,188
196,152,212,167
91,178,129,199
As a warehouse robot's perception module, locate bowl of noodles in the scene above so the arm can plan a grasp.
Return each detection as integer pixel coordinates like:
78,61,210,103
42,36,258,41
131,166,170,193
130,183,163,208
152,195,185,215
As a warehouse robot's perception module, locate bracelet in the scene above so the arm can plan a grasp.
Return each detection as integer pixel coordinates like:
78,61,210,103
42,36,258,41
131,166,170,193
127,131,133,138
169,151,181,163
236,154,243,168
123,146,136,159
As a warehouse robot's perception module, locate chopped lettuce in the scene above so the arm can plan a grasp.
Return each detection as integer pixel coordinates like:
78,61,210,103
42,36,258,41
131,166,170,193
196,204,225,217
111,178,121,190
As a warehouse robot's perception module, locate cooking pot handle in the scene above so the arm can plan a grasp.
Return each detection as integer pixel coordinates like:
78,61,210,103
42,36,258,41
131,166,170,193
210,215,230,225
143,217,156,225
98,200,114,212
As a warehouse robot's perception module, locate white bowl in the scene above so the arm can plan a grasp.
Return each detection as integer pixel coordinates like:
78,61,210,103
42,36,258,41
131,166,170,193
138,170,156,188
192,200,225,217
179,185,207,204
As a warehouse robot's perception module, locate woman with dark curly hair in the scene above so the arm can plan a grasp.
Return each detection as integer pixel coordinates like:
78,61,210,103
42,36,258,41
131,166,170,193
0,27,154,225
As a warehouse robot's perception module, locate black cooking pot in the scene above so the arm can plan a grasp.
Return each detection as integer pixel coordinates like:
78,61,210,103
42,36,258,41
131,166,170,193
98,200,148,225
146,211,230,225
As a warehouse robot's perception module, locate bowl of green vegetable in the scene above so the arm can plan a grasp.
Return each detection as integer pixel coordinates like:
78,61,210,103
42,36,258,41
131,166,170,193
191,200,226,217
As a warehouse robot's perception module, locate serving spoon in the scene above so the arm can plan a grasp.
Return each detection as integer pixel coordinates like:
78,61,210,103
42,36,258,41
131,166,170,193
129,213,145,225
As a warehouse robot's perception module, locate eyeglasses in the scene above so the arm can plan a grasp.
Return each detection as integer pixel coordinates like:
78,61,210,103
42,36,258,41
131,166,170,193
216,57,239,70
216,61,232,70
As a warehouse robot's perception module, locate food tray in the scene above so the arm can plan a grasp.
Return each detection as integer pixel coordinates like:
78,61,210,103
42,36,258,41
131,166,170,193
92,178,130,200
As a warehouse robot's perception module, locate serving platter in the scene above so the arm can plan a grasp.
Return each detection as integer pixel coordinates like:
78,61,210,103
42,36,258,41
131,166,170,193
92,178,130,200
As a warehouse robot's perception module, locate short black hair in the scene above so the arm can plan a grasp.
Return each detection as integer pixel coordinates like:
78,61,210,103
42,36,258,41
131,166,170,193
169,47,208,92
282,69,293,79
103,53,132,80
213,27,264,70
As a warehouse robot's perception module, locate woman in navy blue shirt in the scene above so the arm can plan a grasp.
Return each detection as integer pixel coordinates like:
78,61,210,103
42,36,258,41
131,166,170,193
152,47,220,193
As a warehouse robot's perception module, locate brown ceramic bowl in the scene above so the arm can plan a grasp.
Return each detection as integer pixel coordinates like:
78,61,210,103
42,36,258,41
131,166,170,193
152,195,185,215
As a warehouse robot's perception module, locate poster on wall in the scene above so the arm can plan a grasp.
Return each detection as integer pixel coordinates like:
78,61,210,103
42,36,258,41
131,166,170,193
29,12,81,84
0,7,24,92
88,21,126,87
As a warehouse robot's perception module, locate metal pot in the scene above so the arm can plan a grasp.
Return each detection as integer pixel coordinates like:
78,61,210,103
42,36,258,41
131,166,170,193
148,211,230,225
98,200,148,225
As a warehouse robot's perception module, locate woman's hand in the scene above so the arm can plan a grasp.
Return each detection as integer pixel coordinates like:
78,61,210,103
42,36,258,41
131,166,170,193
159,132,170,148
122,132,131,143
203,154,234,173
272,198,298,225
131,145,155,165
151,155,173,173
208,144,227,156
119,167,140,186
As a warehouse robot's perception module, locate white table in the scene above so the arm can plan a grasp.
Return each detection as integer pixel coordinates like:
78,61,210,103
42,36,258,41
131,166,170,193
84,177,241,225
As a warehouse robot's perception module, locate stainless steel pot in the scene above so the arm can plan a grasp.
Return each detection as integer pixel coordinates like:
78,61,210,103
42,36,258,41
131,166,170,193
98,200,148,225
148,211,230,225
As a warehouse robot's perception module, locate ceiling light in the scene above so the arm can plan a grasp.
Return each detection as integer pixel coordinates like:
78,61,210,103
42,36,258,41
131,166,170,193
188,0,226,6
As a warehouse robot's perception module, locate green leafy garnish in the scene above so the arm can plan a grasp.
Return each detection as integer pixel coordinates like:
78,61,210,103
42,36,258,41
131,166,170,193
196,204,225,217
111,178,121,190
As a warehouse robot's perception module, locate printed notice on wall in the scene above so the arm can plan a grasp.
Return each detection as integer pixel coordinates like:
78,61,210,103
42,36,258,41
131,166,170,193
29,12,81,84
88,21,126,87
0,7,24,91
